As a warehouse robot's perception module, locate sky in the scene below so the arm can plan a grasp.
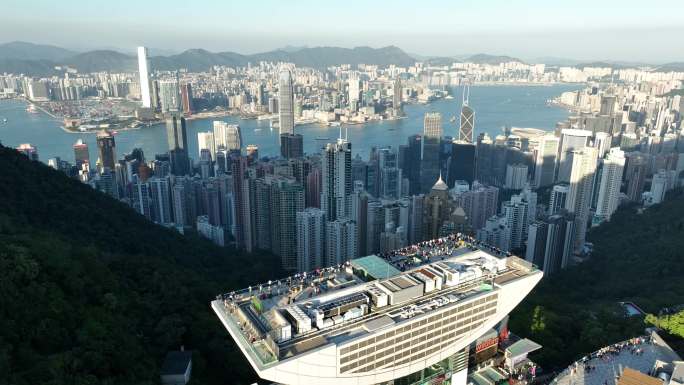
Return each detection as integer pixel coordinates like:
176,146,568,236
2,0,683,63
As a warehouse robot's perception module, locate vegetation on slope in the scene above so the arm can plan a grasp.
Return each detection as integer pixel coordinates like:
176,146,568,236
0,145,283,385
510,190,684,371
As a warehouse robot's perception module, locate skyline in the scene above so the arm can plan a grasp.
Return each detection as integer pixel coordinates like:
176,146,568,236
2,0,683,63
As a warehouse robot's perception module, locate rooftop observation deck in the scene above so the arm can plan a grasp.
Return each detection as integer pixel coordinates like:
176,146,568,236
212,233,539,369
551,332,682,385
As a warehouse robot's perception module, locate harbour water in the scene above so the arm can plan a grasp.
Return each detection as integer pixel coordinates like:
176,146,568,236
0,84,579,163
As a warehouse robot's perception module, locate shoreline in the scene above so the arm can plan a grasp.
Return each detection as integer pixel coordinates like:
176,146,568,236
3,84,576,141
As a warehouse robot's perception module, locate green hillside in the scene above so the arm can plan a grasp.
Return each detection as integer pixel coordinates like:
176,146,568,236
0,145,283,385
510,190,684,371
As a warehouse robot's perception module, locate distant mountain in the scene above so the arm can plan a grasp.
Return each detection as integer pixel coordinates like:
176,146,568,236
151,49,248,72
575,61,630,69
278,45,310,53
533,56,582,66
0,41,78,61
656,62,684,72
466,53,523,64
0,44,417,75
423,56,462,66
64,50,137,73
0,58,57,76
248,45,416,69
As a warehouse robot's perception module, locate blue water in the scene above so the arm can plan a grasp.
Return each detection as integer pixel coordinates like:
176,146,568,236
0,84,579,163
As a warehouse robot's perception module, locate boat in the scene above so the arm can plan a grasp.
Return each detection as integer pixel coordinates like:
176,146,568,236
1,118,7,123
315,137,330,141
449,116,456,123
445,95,454,100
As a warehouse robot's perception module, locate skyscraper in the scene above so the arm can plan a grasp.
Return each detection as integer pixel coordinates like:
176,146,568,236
526,212,575,275
393,77,403,116
278,69,295,136
452,181,499,231
593,147,625,225
420,112,442,193
180,83,193,115
197,131,216,159
149,177,173,225
377,147,402,199
348,73,360,110
549,184,569,215
565,147,598,254
325,219,357,266
96,131,116,171
402,134,422,195
502,194,529,250
321,139,352,221
447,141,476,187
534,135,559,187
166,114,190,175
133,181,152,220
504,164,528,190
459,84,475,143
213,121,242,152
423,111,443,139
73,138,90,169
159,77,181,113
137,46,151,108
296,208,326,272
280,133,304,159
625,154,647,202
557,129,592,182
270,177,305,271
15,143,39,161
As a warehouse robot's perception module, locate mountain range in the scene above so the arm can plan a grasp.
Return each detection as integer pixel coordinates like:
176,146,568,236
1,41,683,76
0,42,419,76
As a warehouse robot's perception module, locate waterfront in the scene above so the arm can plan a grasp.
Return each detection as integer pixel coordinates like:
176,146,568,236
0,84,580,163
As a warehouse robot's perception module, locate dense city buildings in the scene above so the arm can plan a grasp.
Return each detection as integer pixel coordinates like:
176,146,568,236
9,44,684,297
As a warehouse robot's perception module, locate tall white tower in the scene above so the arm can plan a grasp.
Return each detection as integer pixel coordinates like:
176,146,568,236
137,46,151,108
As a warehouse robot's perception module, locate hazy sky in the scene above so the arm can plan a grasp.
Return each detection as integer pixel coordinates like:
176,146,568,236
3,0,683,62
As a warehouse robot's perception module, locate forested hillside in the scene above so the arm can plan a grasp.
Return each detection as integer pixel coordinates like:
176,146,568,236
510,190,684,370
0,145,282,385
